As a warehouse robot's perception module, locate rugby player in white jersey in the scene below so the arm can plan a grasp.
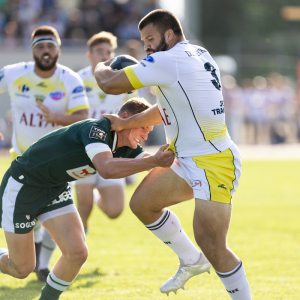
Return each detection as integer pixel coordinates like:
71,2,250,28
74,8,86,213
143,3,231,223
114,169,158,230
36,32,136,281
95,9,252,300
0,25,89,281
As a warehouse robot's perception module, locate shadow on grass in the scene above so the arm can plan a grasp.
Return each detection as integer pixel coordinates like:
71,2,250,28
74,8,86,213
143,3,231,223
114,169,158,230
0,269,107,300
0,279,44,300
69,268,107,290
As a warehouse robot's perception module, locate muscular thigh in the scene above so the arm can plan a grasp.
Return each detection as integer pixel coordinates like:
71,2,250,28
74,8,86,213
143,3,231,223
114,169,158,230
131,167,194,212
42,212,86,255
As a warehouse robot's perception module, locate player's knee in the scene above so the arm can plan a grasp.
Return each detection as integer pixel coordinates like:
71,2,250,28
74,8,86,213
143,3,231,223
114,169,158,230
106,209,123,219
129,197,140,216
65,245,88,266
14,263,35,279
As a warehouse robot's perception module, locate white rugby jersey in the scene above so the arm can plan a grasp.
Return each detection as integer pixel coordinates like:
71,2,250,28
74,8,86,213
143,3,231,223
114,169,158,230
124,41,233,157
78,66,134,119
0,62,89,153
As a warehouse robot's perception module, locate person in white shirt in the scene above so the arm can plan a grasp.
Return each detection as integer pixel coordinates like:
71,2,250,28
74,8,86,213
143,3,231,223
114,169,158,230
95,9,252,300
0,25,89,282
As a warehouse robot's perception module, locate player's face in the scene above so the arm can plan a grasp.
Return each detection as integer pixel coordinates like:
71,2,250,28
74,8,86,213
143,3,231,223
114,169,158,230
127,126,153,149
89,43,114,67
33,37,60,71
140,23,167,56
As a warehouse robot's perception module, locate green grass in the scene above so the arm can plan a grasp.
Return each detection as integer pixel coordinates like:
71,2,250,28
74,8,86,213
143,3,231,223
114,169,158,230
0,155,300,299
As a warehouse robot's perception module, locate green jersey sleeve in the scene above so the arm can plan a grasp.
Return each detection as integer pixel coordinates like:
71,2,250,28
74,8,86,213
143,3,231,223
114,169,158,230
76,118,112,149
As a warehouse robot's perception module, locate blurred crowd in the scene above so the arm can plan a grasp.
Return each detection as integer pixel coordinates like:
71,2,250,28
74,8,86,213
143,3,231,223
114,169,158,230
223,73,300,145
0,0,156,48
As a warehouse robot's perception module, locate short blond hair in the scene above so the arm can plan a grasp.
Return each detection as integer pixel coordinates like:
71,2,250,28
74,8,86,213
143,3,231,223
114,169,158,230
31,26,61,47
87,31,117,51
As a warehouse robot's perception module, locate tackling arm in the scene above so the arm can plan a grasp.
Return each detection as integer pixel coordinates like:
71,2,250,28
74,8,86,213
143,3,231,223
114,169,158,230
103,104,162,131
93,144,174,179
94,62,134,95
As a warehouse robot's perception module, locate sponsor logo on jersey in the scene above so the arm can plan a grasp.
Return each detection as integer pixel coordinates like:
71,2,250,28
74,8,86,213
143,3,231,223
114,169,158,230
18,84,30,92
98,92,106,101
35,94,46,103
140,62,146,67
72,85,84,93
85,86,92,92
37,82,47,87
218,184,227,190
0,69,4,81
89,126,107,140
143,56,155,63
66,165,97,179
49,90,65,100
189,179,202,188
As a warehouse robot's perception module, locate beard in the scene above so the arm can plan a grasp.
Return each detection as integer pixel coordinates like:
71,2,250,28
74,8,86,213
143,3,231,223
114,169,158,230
146,35,168,55
33,53,59,71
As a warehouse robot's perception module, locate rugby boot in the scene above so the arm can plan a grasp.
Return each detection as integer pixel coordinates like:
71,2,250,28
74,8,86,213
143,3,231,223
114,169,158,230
160,253,211,295
36,268,50,282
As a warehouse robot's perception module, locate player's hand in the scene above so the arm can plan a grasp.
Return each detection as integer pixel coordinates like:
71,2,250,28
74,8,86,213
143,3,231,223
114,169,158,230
104,58,114,67
0,132,4,140
37,102,57,123
152,144,175,168
102,114,125,131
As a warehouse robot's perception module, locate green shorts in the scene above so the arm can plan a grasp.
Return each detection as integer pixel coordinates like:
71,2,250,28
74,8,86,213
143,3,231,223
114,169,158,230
0,168,74,234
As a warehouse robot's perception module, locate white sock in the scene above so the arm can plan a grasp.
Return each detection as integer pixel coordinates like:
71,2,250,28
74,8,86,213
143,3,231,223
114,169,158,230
34,221,43,243
216,261,252,300
145,209,200,265
38,228,57,270
46,269,73,291
0,248,8,273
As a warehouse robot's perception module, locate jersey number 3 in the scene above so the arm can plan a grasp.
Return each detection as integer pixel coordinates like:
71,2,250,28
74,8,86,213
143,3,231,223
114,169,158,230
204,62,221,91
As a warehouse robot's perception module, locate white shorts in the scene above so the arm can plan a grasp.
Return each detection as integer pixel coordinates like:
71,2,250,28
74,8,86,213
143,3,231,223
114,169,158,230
171,143,241,204
75,173,125,189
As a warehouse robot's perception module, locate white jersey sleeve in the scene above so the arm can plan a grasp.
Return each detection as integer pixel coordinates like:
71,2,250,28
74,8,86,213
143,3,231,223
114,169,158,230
0,62,28,94
124,52,177,89
60,66,89,114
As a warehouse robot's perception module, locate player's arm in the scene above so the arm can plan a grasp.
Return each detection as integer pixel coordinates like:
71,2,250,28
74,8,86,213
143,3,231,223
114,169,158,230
37,102,89,126
94,61,134,95
93,144,174,179
103,104,162,131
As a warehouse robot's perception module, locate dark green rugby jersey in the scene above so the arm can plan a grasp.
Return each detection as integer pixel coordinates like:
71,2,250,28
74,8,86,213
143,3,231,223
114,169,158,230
10,118,145,187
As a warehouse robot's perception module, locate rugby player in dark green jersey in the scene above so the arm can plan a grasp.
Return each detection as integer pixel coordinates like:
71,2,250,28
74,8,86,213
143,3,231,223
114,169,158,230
0,97,174,300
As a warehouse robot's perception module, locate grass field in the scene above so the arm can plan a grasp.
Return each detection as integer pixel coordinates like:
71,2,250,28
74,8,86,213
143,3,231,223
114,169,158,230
0,154,300,300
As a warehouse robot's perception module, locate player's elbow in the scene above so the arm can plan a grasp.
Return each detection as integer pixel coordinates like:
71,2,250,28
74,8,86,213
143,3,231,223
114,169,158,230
100,81,119,95
98,168,113,179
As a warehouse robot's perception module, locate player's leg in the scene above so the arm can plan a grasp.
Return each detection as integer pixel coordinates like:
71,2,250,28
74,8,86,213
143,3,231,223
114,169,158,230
36,228,56,282
38,206,88,300
194,200,251,299
76,183,94,231
96,177,125,219
0,231,35,278
130,166,211,292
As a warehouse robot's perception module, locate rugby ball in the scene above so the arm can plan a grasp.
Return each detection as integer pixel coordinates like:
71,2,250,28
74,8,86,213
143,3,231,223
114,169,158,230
110,55,139,70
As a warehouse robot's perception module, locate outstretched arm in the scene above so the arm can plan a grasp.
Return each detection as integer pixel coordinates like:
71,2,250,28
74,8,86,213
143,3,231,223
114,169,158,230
93,144,174,179
103,104,162,131
94,60,134,95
